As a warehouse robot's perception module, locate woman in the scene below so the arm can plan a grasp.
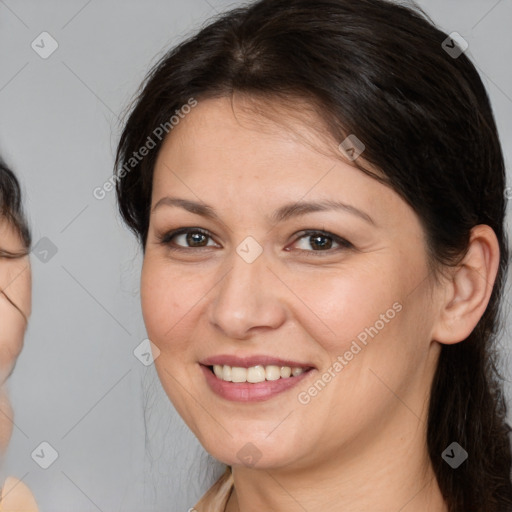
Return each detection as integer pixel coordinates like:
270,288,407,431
115,0,512,510
0,159,38,510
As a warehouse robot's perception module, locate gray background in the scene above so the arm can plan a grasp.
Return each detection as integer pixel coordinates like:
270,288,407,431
0,1,511,511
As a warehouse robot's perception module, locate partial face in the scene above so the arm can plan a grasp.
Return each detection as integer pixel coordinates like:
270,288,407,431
0,219,31,451
141,96,442,469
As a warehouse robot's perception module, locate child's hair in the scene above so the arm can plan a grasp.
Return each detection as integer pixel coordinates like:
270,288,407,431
0,158,30,252
0,157,31,320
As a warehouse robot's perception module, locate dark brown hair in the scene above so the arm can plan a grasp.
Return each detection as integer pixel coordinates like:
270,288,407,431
114,0,512,509
0,157,31,320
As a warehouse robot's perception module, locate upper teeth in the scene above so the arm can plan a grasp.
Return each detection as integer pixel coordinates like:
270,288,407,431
212,364,306,383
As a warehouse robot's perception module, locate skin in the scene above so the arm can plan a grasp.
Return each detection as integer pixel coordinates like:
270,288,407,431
0,219,31,454
141,95,499,511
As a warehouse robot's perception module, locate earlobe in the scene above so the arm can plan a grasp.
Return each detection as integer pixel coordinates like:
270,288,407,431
431,225,500,345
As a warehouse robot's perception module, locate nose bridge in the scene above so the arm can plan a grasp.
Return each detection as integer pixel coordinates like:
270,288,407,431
208,240,285,338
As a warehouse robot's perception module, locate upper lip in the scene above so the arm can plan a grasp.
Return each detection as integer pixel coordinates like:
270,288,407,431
200,355,315,369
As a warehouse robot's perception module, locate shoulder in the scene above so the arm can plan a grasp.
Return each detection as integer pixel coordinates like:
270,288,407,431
193,466,234,512
0,477,38,512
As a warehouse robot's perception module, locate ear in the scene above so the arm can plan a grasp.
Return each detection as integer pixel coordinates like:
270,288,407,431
431,225,500,345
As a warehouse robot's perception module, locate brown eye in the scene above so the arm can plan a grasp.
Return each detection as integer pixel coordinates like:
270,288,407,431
291,230,353,255
159,228,218,250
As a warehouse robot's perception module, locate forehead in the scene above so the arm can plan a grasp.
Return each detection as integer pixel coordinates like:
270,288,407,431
151,96,413,232
156,97,362,189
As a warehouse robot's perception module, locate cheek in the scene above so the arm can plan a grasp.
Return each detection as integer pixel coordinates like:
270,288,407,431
0,264,30,385
140,257,207,428
0,259,31,317
0,389,13,454
303,263,434,415
289,262,404,351
296,256,432,400
140,256,203,353
0,305,25,384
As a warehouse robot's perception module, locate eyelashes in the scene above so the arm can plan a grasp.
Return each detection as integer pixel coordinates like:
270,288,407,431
156,227,354,256
0,249,29,259
292,229,354,254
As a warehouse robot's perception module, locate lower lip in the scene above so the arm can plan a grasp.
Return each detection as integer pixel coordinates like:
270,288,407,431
200,364,314,402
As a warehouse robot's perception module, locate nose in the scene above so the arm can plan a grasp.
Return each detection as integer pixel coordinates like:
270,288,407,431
208,245,287,340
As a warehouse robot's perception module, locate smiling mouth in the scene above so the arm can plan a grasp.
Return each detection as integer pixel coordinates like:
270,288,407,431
207,364,313,383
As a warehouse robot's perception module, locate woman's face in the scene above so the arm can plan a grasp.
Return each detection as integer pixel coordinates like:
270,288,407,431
141,96,444,469
0,219,31,451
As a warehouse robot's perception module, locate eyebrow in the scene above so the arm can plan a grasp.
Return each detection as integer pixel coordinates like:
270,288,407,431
152,197,375,225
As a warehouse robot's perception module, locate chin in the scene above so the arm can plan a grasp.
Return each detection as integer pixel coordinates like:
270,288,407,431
199,431,303,470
